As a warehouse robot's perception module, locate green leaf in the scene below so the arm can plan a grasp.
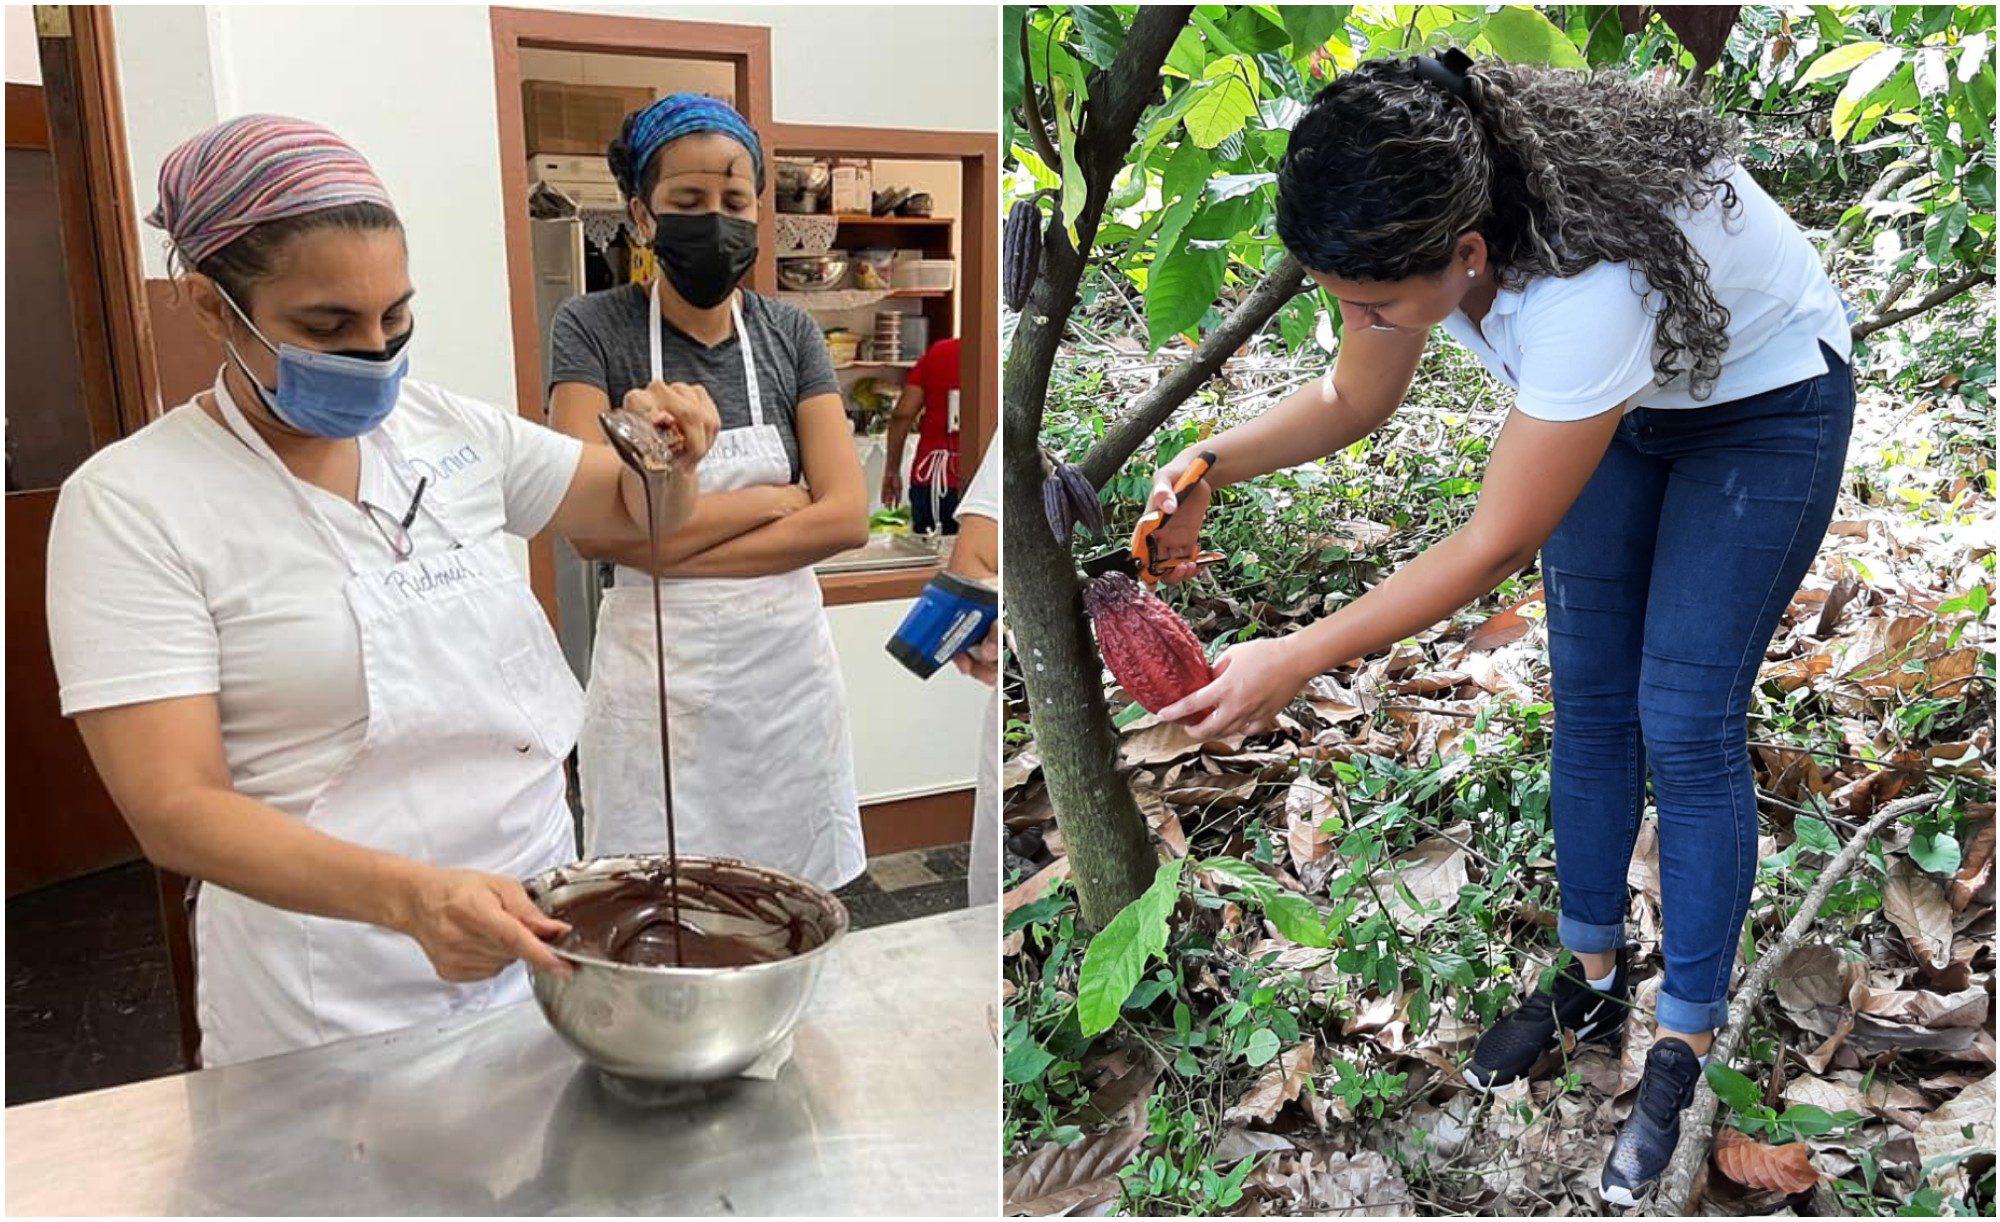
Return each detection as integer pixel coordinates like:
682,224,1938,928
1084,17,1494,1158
1076,859,1184,1036
1184,56,1262,149
1113,700,1150,729
1779,1104,1842,1137
1005,892,1071,934
1794,816,1840,855
1053,76,1088,245
1965,162,1997,211
1279,6,1345,61
1152,140,1210,264
1479,6,1586,69
1146,243,1228,348
1266,893,1331,947
1706,1064,1764,1115
1106,163,1148,211
1926,201,1971,264
1220,6,1290,55
1004,1030,1057,1082
1068,6,1127,70
1423,950,1476,988
1165,26,1207,79
1184,195,1260,242
1799,41,1891,86
1834,50,1908,141
1241,1027,1281,1066
1910,827,1963,876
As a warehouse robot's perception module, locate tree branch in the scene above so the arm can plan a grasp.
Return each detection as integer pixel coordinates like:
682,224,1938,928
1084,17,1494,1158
1650,790,1945,1217
1851,262,1996,340
1823,158,1927,266
1078,255,1311,487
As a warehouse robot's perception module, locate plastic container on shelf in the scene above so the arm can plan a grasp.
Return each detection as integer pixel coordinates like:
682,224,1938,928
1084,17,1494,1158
824,329,861,366
891,259,955,292
848,248,897,292
899,315,930,363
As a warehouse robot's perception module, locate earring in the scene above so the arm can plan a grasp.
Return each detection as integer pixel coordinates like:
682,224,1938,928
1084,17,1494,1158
1467,268,1477,279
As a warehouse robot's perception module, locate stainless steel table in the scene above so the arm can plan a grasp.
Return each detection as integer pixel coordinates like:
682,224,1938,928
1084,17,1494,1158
6,907,999,1216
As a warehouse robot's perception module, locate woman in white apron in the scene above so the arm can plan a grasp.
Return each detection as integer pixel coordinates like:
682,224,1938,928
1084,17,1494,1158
45,116,717,1067
547,94,869,889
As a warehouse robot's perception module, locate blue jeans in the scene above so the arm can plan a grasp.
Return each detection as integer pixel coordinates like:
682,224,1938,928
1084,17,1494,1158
1542,345,1854,1033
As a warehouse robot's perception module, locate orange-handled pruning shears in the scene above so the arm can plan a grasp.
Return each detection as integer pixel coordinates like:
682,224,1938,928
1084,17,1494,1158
1082,450,1226,584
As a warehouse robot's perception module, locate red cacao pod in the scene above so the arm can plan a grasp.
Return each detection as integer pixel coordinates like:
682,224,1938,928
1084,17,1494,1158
1083,572,1213,713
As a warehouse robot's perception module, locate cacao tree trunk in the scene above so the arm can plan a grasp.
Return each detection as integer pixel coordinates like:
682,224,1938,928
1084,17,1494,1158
1002,6,1191,928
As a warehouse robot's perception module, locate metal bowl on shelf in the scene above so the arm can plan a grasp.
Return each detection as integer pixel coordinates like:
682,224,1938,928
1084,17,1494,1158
776,254,849,292
523,854,848,1090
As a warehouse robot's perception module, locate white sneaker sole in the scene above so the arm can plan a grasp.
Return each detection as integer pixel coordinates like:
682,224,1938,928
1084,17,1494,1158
1600,1181,1645,1209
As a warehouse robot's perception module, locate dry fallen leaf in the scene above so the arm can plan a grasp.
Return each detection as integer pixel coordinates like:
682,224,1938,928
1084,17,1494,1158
1004,857,1072,916
1120,720,1208,766
1714,1127,1822,1195
1463,585,1543,652
1284,776,1338,868
1366,837,1470,931
1913,1074,1995,1200
1004,1127,1145,1216
1224,1038,1317,1125
1883,856,1957,970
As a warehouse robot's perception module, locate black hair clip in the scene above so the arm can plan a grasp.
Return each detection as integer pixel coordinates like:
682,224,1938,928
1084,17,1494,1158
1413,47,1475,103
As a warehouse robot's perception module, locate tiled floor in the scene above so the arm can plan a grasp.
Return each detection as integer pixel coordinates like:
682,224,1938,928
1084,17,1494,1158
5,844,970,1106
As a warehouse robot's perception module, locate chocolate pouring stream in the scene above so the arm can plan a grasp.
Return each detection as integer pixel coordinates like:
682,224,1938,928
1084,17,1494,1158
568,411,823,969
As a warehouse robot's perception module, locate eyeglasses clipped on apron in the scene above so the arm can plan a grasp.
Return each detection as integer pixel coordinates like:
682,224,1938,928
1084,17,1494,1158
359,476,429,560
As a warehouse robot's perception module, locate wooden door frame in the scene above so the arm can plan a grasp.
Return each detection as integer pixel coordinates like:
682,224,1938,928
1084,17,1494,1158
489,6,774,625
32,5,161,442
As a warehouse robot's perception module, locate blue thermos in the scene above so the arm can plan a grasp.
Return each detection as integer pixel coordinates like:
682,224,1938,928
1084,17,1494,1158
887,572,999,679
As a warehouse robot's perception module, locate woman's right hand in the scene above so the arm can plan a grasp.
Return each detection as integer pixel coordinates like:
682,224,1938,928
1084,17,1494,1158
396,867,573,982
1143,452,1214,585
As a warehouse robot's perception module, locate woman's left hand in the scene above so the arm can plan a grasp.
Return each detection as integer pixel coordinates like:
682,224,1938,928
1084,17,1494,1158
1159,636,1310,740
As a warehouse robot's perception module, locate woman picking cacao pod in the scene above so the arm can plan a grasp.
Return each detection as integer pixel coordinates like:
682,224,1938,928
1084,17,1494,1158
546,94,871,889
45,115,718,1067
1140,52,1853,1206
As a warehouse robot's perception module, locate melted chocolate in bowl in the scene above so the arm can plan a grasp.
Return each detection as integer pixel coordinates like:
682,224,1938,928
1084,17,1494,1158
546,858,839,970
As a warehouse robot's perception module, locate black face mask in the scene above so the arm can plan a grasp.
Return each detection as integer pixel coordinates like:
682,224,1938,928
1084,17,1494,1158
648,211,758,309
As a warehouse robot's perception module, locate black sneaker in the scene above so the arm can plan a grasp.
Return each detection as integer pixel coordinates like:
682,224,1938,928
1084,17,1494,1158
1601,1037,1703,1208
1465,944,1630,1090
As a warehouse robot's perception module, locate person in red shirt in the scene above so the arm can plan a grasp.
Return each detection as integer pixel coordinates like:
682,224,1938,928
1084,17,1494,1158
880,336,961,534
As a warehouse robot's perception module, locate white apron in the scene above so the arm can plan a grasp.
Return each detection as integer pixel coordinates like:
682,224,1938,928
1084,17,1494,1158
578,285,866,889
197,376,584,1067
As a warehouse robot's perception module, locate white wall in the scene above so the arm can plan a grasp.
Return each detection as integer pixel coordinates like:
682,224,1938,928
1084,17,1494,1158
6,5,40,83
558,4,998,133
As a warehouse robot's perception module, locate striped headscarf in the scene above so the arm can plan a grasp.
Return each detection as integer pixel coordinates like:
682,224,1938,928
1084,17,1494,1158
617,92,764,199
147,114,395,268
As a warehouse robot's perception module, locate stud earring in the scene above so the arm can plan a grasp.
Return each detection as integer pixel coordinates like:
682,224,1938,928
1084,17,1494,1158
1467,268,1477,279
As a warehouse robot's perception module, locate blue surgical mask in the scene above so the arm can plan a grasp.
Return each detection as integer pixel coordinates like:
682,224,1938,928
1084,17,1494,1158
219,287,411,438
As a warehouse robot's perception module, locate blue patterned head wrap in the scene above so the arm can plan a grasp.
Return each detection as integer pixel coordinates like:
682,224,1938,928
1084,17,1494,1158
613,92,764,200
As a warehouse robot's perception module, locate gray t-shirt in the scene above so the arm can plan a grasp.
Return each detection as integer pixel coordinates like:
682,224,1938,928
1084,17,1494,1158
547,286,838,481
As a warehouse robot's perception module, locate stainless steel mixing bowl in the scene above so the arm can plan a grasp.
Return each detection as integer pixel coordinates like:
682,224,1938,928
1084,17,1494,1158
523,854,848,1087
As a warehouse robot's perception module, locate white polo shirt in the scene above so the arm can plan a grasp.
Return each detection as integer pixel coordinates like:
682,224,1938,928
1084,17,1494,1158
46,377,583,818
1438,162,1851,421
